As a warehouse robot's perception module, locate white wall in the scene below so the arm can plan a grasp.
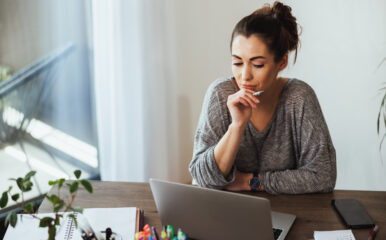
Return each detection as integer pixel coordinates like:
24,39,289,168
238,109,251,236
173,0,386,190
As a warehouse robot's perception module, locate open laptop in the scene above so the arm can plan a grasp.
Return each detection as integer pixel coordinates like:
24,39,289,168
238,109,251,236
149,178,296,240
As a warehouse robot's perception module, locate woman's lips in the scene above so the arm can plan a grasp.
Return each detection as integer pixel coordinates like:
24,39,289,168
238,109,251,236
240,84,257,90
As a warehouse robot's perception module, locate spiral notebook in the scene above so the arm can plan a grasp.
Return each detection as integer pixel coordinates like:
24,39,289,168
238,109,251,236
3,207,143,240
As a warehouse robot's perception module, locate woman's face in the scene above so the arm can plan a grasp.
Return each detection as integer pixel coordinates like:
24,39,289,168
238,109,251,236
231,34,286,93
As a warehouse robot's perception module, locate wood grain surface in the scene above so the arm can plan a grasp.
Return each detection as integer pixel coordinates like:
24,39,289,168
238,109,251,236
38,181,386,240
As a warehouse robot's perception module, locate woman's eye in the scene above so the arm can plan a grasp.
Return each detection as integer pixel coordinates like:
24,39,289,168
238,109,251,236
232,63,242,66
254,64,264,68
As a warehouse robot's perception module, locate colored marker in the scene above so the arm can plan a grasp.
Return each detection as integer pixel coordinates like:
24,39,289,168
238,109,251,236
177,228,184,240
161,230,167,239
167,225,174,238
368,225,379,240
152,226,160,240
144,224,151,233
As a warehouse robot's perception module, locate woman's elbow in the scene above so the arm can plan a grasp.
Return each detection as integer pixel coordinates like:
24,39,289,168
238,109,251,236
319,171,336,193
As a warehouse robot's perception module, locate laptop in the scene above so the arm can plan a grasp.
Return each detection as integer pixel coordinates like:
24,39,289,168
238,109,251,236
149,178,296,240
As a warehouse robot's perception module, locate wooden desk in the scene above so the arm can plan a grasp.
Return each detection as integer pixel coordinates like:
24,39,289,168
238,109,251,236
38,181,386,240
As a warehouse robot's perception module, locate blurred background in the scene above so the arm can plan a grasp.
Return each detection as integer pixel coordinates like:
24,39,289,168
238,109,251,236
0,0,97,235
0,0,385,235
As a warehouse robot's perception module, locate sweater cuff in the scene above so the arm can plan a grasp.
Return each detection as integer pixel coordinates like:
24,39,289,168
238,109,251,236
260,171,278,195
208,146,236,187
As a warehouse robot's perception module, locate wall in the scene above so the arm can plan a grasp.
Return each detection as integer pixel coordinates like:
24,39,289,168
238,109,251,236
173,0,386,190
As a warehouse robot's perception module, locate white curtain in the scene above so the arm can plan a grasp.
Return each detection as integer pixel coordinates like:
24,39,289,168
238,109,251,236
91,0,180,181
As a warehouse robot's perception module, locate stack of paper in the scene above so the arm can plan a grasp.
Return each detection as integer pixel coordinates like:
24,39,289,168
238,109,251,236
314,230,356,240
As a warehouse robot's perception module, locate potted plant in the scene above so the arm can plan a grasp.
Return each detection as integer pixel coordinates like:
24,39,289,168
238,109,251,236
0,170,93,240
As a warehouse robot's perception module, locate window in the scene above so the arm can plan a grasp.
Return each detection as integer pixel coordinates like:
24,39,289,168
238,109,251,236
0,0,98,209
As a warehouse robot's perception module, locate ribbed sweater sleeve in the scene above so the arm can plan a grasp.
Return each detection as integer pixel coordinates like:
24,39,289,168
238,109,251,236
189,79,236,189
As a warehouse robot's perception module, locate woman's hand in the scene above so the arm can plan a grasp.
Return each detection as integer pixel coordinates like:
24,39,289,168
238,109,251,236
225,170,253,191
227,89,259,128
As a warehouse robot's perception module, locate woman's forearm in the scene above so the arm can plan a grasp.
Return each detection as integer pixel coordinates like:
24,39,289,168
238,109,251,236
214,122,246,177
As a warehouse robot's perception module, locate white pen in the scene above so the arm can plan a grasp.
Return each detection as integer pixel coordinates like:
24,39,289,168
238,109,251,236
253,91,264,96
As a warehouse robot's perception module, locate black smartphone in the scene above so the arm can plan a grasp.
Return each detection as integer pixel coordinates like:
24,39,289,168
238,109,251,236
332,199,375,229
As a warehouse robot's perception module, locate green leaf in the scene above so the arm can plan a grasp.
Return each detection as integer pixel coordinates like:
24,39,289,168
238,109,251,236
68,214,78,228
48,226,56,240
6,211,17,228
39,220,47,227
7,186,12,193
24,203,34,213
58,178,66,188
0,192,8,208
70,206,83,214
39,217,54,227
80,180,93,193
69,181,79,194
74,170,81,179
48,180,57,186
10,212,17,227
22,180,33,192
16,178,23,191
53,201,65,212
11,193,19,202
47,194,60,204
24,171,36,181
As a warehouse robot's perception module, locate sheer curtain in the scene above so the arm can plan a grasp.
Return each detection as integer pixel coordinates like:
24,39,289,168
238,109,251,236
92,0,180,181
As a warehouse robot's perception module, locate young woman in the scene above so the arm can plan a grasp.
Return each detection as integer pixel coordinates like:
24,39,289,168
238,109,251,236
189,1,336,194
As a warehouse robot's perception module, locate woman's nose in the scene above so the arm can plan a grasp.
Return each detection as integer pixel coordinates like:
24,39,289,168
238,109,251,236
241,65,253,81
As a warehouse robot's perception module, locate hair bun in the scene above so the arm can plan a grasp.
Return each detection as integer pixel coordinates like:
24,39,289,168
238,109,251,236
271,1,299,51
272,2,292,22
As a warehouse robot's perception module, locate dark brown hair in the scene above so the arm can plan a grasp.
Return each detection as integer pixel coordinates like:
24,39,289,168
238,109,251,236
230,1,301,64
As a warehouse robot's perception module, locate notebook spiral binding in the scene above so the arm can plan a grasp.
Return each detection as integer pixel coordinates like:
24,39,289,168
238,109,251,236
63,212,78,240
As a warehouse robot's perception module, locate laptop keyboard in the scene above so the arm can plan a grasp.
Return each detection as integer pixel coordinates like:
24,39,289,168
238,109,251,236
273,228,283,240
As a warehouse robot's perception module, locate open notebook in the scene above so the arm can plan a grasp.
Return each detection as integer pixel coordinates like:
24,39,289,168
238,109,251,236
3,207,142,240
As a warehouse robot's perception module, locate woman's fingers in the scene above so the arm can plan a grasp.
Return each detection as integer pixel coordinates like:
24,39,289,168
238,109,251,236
243,89,260,104
228,89,260,109
238,97,250,107
245,93,260,105
239,95,256,108
238,90,259,107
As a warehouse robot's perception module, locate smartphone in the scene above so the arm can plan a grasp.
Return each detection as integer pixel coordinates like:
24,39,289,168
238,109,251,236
332,199,375,229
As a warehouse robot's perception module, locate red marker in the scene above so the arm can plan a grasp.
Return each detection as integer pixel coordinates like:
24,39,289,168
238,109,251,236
368,225,379,240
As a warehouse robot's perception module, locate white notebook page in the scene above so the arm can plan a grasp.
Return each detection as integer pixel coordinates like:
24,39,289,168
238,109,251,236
314,230,356,240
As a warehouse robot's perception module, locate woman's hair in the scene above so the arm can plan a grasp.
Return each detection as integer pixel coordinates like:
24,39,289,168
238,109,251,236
230,1,301,64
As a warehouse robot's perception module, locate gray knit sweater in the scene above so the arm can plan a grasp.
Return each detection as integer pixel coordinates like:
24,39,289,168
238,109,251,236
189,77,336,194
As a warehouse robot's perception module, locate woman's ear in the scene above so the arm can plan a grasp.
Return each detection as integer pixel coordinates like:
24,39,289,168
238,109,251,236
278,53,288,71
